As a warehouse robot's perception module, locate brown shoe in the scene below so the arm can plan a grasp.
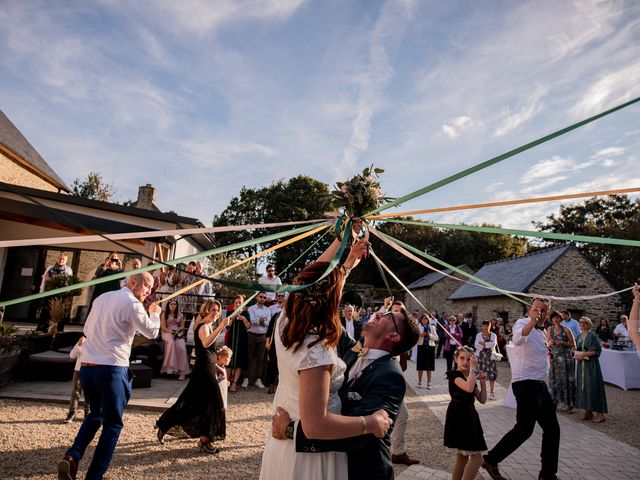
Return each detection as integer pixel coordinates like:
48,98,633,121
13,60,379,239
57,455,78,480
391,452,420,465
482,456,506,480
266,385,275,394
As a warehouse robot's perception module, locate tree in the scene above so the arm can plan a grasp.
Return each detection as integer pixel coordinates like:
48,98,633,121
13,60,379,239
70,171,116,202
349,218,529,288
211,176,332,281
535,194,640,299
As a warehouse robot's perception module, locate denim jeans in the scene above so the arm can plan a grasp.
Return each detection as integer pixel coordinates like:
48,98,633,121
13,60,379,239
66,365,132,480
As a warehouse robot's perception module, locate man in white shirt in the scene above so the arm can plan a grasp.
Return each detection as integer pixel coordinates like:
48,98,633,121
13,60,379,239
613,315,629,338
58,272,160,480
341,304,362,342
245,292,271,389
259,264,282,302
482,298,560,480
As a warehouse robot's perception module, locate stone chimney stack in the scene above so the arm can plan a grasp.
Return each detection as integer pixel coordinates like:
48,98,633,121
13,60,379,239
136,184,157,210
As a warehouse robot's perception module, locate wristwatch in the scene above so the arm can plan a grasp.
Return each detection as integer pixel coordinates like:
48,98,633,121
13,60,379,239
470,368,479,375
285,420,295,439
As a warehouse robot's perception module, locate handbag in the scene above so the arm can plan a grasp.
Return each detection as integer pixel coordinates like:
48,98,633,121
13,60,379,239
490,346,503,362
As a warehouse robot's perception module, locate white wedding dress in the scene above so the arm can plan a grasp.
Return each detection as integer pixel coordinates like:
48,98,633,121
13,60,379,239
259,314,348,480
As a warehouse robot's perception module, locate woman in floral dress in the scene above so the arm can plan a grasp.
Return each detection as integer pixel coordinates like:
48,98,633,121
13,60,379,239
474,321,498,400
546,311,576,413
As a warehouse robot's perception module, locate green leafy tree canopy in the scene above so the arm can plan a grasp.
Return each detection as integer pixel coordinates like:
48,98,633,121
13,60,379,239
70,171,116,202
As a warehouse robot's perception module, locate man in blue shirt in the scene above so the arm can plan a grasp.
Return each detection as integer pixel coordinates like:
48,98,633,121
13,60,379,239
560,310,580,342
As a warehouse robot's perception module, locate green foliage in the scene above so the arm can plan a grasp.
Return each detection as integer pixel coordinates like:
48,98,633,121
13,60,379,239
0,322,19,353
44,274,82,297
212,176,332,281
327,165,393,218
535,194,640,299
349,218,529,287
71,171,115,202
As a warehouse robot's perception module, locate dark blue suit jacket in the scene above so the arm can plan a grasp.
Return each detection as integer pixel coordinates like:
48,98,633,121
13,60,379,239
295,353,406,480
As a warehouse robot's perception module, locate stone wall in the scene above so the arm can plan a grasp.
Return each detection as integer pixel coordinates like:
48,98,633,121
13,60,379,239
405,266,475,315
449,248,623,327
0,153,58,192
451,297,527,326
530,248,622,321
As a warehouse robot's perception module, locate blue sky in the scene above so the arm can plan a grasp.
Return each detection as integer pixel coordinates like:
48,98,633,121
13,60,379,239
1,0,639,230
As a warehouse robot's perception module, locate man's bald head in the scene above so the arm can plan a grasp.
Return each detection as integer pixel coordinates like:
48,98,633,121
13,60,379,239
128,272,154,301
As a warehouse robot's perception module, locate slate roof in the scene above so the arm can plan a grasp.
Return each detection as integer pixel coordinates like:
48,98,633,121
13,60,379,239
408,266,466,289
448,245,573,300
0,110,69,191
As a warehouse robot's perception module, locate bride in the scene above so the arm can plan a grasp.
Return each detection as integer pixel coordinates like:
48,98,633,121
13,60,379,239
259,235,391,479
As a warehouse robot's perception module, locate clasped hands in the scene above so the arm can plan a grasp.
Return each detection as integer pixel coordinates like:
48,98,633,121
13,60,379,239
271,406,392,440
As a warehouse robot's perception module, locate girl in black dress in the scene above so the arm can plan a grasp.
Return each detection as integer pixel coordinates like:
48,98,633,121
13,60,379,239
156,299,228,454
225,294,250,392
444,346,488,480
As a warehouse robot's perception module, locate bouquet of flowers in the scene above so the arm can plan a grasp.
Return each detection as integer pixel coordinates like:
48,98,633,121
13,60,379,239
328,165,393,219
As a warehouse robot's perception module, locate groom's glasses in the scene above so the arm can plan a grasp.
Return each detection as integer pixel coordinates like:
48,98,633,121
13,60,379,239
383,312,401,336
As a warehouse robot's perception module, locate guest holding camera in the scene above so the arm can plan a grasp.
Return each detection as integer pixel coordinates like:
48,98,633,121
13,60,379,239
90,252,124,305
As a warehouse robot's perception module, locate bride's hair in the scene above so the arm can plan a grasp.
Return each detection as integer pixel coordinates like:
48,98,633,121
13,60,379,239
281,261,344,352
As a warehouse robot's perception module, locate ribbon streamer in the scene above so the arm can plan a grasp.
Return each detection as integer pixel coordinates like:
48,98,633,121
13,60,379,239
0,222,328,308
365,187,640,220
369,249,460,346
383,219,640,248
366,95,640,216
158,224,328,305
371,227,632,303
0,219,326,248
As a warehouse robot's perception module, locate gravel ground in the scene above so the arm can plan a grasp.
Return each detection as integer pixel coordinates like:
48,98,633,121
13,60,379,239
1,364,637,479
496,361,640,450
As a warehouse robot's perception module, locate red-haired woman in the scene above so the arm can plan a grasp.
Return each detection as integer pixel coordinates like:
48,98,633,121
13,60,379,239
259,236,391,480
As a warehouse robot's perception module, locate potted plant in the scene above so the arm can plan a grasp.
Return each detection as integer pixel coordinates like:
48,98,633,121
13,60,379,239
43,274,81,333
0,310,21,386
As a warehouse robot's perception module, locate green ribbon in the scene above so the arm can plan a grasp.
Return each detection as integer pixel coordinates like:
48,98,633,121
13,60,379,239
0,222,329,308
383,219,640,247
366,95,640,215
379,230,529,306
372,253,393,295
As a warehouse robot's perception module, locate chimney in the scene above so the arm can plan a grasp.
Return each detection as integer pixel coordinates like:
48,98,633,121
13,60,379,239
136,184,157,210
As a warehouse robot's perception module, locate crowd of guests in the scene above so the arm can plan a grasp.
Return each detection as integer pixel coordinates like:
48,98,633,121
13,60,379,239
51,244,640,480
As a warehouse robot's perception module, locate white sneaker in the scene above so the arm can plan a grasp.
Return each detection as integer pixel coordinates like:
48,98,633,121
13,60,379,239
255,379,265,389
241,378,249,388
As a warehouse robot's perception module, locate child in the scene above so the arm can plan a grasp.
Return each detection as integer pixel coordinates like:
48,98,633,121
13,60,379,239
215,346,233,409
65,335,89,423
443,346,488,480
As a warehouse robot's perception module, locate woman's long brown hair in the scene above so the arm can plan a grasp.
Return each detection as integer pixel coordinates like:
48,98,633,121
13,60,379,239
282,261,344,352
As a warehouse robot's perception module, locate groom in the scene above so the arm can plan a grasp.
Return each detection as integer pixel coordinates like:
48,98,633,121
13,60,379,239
272,307,420,480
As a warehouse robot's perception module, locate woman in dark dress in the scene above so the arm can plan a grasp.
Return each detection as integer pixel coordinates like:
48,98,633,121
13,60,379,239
156,299,228,454
416,314,436,389
444,346,488,480
595,318,613,343
225,294,250,392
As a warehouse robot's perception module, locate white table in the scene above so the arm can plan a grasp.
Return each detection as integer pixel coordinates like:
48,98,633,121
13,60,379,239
600,348,640,390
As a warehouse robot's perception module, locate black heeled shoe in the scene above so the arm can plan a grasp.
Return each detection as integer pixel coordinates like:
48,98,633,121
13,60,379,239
197,439,219,455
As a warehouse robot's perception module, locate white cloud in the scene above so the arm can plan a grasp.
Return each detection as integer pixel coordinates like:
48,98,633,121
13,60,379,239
492,89,545,137
521,156,601,183
341,0,414,170
441,116,473,139
571,60,640,117
592,146,625,158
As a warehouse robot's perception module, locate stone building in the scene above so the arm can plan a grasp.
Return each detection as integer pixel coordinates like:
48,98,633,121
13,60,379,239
448,244,622,325
0,110,216,323
404,266,474,315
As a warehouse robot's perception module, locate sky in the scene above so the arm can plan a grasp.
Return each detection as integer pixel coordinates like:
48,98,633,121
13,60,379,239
1,0,639,232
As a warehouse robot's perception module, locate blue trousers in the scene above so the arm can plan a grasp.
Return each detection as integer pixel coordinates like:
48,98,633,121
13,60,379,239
66,365,132,480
